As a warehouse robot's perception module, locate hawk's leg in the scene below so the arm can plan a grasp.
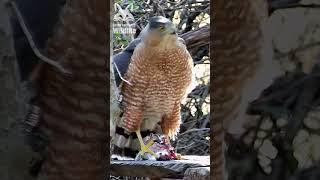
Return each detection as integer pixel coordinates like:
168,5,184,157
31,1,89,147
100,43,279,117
135,130,157,158
161,101,181,142
163,135,171,146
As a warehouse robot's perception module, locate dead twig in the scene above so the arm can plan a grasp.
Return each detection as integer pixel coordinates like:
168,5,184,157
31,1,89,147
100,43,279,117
7,1,71,75
112,61,132,86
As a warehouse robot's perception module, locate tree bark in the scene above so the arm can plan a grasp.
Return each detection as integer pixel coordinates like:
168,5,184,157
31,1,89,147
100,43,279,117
0,1,36,180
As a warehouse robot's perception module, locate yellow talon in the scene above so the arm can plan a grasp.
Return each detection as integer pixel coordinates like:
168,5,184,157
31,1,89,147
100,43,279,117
135,130,157,157
146,139,155,148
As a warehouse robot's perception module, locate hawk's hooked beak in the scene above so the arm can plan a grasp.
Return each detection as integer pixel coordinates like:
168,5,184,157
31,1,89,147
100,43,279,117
166,25,177,35
170,27,177,34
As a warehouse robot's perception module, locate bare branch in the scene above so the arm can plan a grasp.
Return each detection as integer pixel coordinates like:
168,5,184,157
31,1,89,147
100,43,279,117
178,128,210,136
274,41,320,59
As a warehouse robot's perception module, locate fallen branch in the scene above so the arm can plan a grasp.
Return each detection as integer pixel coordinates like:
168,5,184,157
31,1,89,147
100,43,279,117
180,25,209,50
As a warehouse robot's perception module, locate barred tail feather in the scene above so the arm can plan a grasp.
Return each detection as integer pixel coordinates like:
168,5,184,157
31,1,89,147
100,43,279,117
112,126,158,158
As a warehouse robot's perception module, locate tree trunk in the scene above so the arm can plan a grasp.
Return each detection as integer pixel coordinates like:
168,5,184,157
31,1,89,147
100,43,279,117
0,1,35,180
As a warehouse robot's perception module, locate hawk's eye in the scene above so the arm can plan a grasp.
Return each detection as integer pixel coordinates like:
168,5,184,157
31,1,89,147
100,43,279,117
159,26,165,31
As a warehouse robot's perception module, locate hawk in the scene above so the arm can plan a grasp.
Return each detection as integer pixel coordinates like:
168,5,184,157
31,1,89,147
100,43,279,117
112,16,194,158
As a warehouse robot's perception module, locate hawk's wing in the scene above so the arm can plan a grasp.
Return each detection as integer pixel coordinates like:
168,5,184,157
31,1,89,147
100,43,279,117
112,37,141,86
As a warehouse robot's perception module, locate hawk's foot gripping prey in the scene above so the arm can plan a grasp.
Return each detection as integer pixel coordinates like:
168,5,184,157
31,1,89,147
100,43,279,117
135,130,158,160
134,133,181,161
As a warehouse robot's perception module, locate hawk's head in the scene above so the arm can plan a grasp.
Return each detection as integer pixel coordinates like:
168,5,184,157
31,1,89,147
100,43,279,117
148,16,176,35
140,16,179,47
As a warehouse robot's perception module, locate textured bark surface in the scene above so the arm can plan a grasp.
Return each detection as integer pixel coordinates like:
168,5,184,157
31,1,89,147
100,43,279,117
0,1,36,180
111,156,209,179
34,1,109,180
212,0,266,179
180,25,209,52
183,167,210,180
